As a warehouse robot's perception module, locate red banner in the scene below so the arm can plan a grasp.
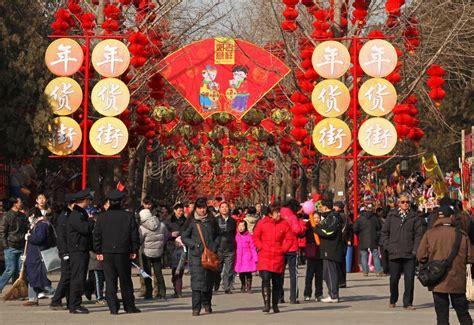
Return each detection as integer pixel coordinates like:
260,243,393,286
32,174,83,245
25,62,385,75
158,38,290,119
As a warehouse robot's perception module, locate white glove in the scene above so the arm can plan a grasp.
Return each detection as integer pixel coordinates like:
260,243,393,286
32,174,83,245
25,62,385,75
20,255,26,262
24,233,30,240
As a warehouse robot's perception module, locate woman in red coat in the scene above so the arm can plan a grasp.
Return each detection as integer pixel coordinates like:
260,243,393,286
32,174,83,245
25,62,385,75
253,205,292,313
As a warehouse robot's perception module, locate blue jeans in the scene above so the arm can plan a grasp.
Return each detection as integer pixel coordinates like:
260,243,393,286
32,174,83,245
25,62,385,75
345,246,353,273
28,285,55,302
359,248,382,274
0,247,23,292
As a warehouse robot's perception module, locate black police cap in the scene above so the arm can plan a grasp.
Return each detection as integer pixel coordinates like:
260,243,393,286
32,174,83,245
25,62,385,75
65,193,76,203
73,189,93,201
105,189,125,201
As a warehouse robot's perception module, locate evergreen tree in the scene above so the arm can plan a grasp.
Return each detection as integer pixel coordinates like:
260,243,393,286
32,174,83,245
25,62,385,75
0,0,52,161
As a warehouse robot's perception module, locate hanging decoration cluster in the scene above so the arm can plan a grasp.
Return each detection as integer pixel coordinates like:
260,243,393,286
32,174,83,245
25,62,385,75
426,65,446,107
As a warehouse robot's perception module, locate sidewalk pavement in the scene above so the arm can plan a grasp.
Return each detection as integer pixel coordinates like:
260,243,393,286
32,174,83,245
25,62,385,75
1,267,471,324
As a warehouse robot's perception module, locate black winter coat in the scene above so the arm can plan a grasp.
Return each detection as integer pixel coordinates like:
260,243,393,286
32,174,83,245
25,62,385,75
353,211,381,250
314,211,344,263
380,208,423,260
215,215,236,253
182,217,221,291
93,207,140,254
67,205,94,252
164,215,187,268
56,208,71,257
0,210,28,250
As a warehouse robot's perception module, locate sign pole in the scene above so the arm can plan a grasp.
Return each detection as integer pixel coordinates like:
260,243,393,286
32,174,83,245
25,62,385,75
351,36,359,223
81,35,91,190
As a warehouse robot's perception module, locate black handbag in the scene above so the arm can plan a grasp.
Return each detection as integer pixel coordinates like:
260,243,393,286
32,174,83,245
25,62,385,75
417,229,462,287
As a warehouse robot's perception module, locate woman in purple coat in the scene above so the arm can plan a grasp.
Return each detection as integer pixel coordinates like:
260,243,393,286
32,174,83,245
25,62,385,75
234,220,258,293
23,208,56,306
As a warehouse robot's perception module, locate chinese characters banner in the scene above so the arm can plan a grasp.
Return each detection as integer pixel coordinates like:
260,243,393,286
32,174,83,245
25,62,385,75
45,38,84,155
90,39,130,156
45,38,131,156
158,38,290,120
311,39,399,157
47,117,82,155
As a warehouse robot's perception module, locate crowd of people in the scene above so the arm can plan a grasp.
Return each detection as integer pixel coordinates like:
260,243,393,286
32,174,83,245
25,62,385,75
0,190,473,324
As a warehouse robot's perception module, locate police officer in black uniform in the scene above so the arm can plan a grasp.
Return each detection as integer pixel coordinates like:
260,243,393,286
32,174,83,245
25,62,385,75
93,190,140,315
67,189,94,314
50,193,76,310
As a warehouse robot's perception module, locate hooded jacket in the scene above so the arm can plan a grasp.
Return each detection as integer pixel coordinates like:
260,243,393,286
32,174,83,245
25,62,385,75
314,211,344,263
280,207,306,252
139,210,169,258
253,217,292,273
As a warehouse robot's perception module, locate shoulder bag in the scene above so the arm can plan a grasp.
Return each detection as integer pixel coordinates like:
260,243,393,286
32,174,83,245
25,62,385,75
196,223,220,271
39,222,61,272
417,229,462,287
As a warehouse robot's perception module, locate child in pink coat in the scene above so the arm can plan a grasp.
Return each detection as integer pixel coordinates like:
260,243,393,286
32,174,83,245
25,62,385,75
234,220,258,293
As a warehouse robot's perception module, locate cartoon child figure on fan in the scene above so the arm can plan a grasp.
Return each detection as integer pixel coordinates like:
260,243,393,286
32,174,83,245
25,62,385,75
199,65,220,111
229,65,250,112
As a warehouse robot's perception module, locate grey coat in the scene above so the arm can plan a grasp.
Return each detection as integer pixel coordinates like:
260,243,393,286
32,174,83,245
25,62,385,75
139,216,169,258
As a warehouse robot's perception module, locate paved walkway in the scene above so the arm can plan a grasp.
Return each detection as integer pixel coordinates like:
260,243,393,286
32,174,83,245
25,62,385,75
1,268,471,324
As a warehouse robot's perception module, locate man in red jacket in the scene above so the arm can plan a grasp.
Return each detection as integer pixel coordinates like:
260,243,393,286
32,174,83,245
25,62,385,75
279,199,306,304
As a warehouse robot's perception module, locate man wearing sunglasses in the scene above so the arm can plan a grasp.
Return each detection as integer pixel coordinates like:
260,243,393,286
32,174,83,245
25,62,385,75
380,194,423,310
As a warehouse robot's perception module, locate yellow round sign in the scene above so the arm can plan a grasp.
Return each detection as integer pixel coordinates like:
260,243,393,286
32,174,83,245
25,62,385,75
358,78,397,116
209,90,220,102
312,41,351,79
45,38,84,76
92,39,130,77
311,79,350,118
91,78,130,116
89,117,129,155
226,88,237,100
47,117,82,155
44,77,83,115
313,118,351,156
359,40,398,78
358,117,397,156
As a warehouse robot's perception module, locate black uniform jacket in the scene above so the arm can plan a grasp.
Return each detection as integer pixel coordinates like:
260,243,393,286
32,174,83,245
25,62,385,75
67,205,94,252
56,207,71,257
93,207,140,254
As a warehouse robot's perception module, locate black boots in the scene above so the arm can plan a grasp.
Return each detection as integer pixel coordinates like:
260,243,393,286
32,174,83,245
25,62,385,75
246,276,252,293
262,286,271,313
272,287,280,313
240,276,246,293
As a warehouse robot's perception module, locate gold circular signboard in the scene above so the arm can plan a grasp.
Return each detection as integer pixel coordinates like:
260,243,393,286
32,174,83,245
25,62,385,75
359,39,398,78
45,38,84,76
89,117,129,155
91,78,130,116
47,116,82,155
313,118,351,156
358,78,397,117
312,79,350,118
312,41,351,79
92,39,130,77
358,117,397,156
44,77,83,115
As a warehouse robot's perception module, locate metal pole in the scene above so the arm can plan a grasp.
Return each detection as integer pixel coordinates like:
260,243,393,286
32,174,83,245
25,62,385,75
352,36,359,222
81,36,91,189
352,36,360,273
